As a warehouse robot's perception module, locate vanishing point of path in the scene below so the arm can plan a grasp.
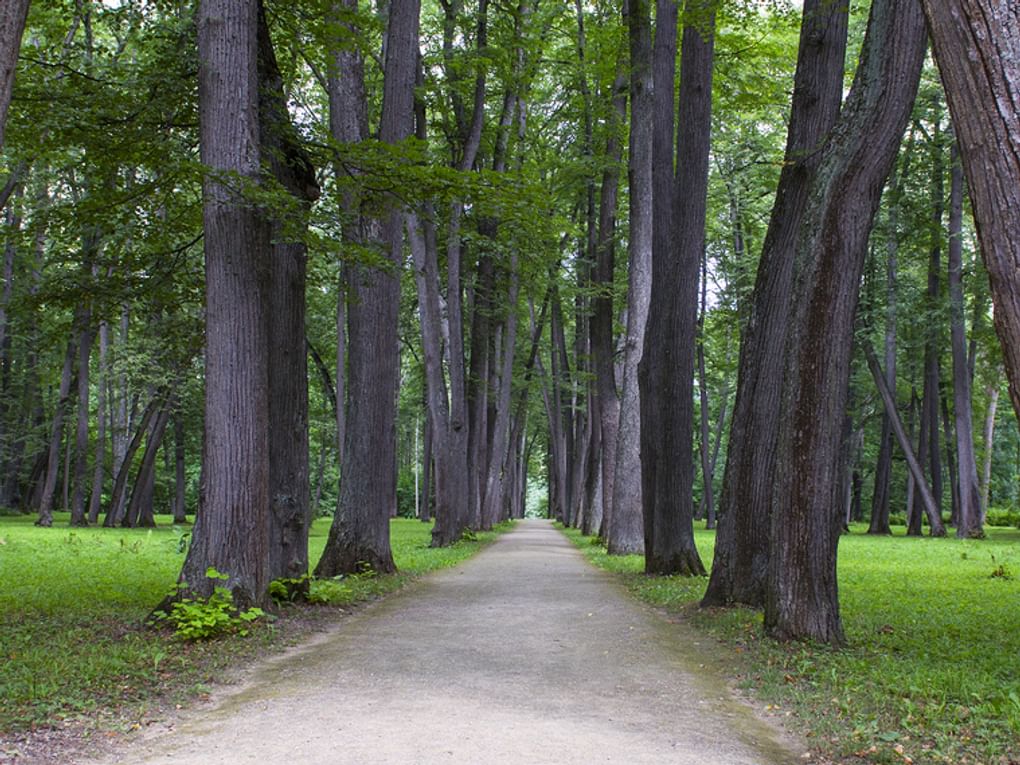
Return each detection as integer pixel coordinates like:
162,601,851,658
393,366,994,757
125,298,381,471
93,520,804,765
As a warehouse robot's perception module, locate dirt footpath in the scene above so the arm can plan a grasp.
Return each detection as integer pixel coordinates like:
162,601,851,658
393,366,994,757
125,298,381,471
89,519,805,765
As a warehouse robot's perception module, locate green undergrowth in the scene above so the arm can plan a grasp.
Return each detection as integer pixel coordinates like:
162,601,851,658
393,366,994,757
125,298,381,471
561,523,1020,765
0,513,509,734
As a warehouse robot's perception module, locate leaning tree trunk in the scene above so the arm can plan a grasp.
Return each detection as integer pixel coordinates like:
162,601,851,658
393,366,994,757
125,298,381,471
316,0,421,577
764,0,927,645
918,0,1020,432
105,398,160,527
175,0,272,607
257,1,319,583
702,0,848,609
0,0,30,151
639,0,715,576
69,310,93,527
947,143,983,537
980,382,999,518
124,405,171,529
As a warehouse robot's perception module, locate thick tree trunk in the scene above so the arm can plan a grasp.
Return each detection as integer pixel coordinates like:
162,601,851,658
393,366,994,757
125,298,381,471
257,2,319,583
765,0,927,644
702,0,848,609
36,339,76,527
0,0,30,151
947,143,983,537
918,1,1020,430
610,0,651,554
176,0,271,607
316,0,420,576
639,0,715,576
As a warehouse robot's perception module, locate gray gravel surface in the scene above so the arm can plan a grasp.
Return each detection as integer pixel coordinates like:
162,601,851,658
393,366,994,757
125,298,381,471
91,519,806,765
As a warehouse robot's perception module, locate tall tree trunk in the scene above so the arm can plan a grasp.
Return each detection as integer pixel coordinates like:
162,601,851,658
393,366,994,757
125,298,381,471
0,0,30,151
639,0,715,576
69,312,93,527
598,53,629,551
611,0,650,554
175,0,271,607
36,338,76,527
702,0,848,609
87,320,109,525
765,0,928,644
947,142,983,537
980,383,999,518
105,397,161,527
869,149,908,535
918,1,1020,430
172,409,187,523
316,0,420,577
697,248,716,529
258,2,319,583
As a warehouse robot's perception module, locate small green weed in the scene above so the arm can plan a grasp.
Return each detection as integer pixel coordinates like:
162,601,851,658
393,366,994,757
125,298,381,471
153,568,265,641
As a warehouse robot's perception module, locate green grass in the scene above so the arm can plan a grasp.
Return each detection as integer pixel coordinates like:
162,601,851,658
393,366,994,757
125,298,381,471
561,523,1020,765
0,513,509,734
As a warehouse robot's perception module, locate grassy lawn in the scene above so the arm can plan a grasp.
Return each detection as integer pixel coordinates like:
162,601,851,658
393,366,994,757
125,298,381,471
561,523,1020,765
0,513,509,736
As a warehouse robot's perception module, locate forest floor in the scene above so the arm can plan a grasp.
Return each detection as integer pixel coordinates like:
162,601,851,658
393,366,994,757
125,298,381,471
75,519,805,765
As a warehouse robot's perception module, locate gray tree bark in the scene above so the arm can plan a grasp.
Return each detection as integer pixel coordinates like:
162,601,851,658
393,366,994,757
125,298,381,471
947,142,983,537
639,0,715,576
765,0,928,644
176,0,271,606
702,0,848,608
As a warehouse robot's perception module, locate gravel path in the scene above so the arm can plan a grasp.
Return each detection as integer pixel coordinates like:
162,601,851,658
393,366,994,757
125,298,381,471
91,519,804,765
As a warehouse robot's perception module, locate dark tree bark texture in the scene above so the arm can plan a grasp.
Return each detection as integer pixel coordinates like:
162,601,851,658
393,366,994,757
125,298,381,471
638,0,715,576
702,0,848,608
919,1,1020,431
177,0,271,607
0,0,30,151
765,0,927,644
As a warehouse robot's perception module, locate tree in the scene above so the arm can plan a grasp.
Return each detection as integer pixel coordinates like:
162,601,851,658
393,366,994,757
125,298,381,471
638,0,715,576
765,0,927,643
702,0,848,608
0,0,30,151
918,1,1020,431
176,0,272,606
316,0,422,576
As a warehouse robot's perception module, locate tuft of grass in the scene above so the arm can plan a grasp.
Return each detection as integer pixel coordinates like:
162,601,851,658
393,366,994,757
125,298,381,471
560,522,1020,765
0,513,510,734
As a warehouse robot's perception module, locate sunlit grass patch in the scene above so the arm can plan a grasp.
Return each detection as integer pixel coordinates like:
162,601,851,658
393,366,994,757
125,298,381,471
561,522,1020,765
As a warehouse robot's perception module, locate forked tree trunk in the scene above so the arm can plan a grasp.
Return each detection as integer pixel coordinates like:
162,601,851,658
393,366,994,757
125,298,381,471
702,0,848,609
316,0,420,577
639,0,715,576
765,0,928,644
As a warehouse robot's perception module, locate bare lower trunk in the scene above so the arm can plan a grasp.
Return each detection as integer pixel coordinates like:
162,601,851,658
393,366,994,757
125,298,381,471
36,339,76,527
70,316,93,527
980,384,999,518
172,410,187,523
87,321,109,525
0,0,30,151
125,406,171,528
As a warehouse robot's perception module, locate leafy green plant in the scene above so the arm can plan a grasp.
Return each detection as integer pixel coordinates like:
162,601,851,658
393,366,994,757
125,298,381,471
154,568,265,641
